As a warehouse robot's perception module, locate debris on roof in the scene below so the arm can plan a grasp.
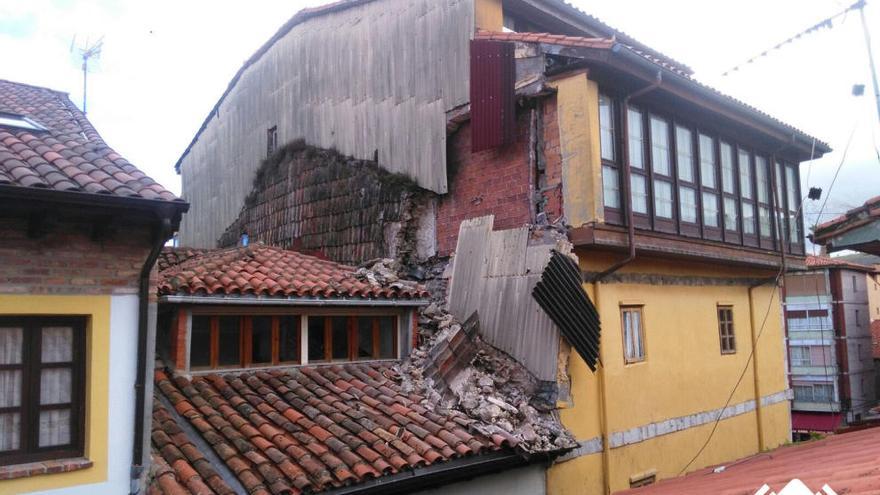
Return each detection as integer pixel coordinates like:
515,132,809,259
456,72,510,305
150,363,518,495
616,426,880,495
399,306,577,454
0,79,182,202
158,245,429,300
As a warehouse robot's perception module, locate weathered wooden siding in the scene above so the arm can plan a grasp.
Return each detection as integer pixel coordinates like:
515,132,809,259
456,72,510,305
179,0,474,247
447,215,566,381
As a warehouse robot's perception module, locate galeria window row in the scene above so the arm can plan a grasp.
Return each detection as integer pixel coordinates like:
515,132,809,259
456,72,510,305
599,93,804,254
189,314,398,370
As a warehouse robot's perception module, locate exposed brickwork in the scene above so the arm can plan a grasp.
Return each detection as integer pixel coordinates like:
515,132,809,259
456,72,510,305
437,97,562,256
0,217,153,295
218,141,428,266
539,96,564,221
438,109,532,256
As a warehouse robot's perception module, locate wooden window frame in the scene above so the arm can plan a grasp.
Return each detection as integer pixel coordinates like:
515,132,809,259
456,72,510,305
627,106,652,230
600,93,624,224
674,123,700,237
309,315,399,362
0,316,86,466
191,315,302,370
785,163,804,254
738,147,759,247
648,113,676,233
620,306,646,364
754,155,775,249
719,141,742,244
717,306,736,354
697,132,722,241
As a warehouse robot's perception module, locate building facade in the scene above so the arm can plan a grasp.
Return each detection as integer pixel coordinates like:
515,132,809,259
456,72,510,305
0,80,187,494
173,1,831,493
784,256,878,433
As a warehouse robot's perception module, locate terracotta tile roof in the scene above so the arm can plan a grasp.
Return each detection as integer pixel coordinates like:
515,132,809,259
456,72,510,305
158,244,429,300
0,79,181,202
150,398,237,495
151,364,515,494
805,255,876,273
616,425,880,495
813,195,880,239
158,247,211,273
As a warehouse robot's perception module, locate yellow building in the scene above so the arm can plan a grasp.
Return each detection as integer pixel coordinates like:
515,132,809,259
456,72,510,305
0,80,186,494
468,1,830,493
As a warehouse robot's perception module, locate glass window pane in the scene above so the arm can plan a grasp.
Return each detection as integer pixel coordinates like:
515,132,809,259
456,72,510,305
623,312,634,359
699,134,716,188
357,317,374,359
650,116,670,175
599,94,615,161
759,206,772,237
190,316,211,368
40,368,71,405
308,317,327,361
786,165,799,213
251,316,272,364
217,316,241,366
703,192,719,227
0,413,20,451
756,156,769,203
720,142,735,194
279,316,300,363
331,317,349,360
654,180,673,219
379,317,395,359
41,327,72,363
632,311,642,359
743,203,756,235
602,165,620,208
675,126,694,182
789,213,800,245
627,108,644,169
0,370,21,408
679,187,697,223
775,162,786,209
39,409,71,447
0,327,22,364
738,150,753,199
724,197,738,232
631,175,648,214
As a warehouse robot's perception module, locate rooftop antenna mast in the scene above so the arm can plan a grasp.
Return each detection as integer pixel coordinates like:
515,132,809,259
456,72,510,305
71,36,103,114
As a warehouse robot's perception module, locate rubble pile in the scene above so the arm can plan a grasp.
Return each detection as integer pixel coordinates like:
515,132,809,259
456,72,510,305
401,303,576,453
354,258,422,292
356,257,448,307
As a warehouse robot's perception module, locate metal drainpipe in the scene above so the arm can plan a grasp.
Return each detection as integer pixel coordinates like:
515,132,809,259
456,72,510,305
131,216,173,495
590,72,662,495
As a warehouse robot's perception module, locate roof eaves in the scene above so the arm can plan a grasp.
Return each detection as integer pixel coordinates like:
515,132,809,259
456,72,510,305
159,294,429,306
174,0,377,173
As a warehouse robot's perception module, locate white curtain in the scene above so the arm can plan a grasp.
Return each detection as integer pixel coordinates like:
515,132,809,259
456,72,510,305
0,327,22,364
0,327,22,451
40,369,71,405
0,413,20,451
39,410,70,447
41,327,72,363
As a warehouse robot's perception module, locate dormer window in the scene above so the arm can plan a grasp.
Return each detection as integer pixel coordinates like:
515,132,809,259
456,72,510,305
0,112,47,132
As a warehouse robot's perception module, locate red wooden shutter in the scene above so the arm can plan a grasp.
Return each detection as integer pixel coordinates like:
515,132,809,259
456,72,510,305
470,40,516,152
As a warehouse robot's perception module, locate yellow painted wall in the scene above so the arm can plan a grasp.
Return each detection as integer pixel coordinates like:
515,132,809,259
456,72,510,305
0,295,110,493
548,252,791,494
549,72,604,228
474,0,503,31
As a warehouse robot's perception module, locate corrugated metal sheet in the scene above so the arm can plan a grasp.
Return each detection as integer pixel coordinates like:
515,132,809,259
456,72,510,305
532,250,600,371
178,0,474,248
447,215,566,381
469,40,516,152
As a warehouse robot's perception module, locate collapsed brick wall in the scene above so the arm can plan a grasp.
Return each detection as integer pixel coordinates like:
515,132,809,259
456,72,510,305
219,140,432,266
0,217,152,295
437,95,564,256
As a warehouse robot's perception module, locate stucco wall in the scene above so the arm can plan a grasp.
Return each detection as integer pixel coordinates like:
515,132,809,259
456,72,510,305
178,0,475,248
548,253,790,494
412,464,546,495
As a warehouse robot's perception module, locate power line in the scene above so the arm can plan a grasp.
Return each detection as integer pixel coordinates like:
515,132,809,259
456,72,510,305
721,1,864,77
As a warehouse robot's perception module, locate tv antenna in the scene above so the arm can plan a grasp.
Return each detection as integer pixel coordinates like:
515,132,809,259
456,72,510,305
70,35,104,114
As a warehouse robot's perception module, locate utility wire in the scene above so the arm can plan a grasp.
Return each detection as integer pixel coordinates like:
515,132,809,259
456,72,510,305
721,1,864,76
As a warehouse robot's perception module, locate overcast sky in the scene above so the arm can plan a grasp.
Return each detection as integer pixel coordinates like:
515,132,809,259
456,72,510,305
1,0,878,241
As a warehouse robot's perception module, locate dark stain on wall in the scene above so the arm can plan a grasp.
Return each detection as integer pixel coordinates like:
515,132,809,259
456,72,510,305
219,140,429,266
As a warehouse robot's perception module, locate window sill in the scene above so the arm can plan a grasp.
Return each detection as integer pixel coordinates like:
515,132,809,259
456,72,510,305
0,457,92,481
